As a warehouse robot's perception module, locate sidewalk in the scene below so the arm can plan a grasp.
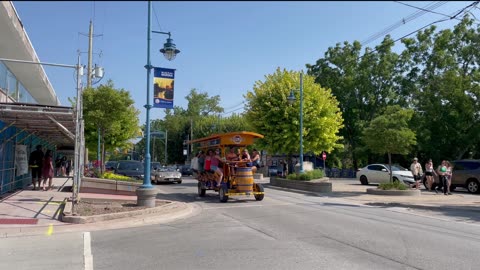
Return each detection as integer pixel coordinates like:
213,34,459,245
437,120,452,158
0,177,73,228
0,177,195,237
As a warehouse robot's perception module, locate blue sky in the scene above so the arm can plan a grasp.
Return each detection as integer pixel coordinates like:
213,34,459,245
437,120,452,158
13,1,476,124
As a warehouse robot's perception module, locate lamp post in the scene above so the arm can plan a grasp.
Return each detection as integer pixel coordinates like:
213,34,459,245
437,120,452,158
287,72,304,173
150,130,168,165
137,0,180,207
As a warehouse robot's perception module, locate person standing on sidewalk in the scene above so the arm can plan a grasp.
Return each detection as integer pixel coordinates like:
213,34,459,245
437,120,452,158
42,150,54,191
424,159,436,192
445,161,453,195
437,160,448,195
410,157,423,189
28,145,44,190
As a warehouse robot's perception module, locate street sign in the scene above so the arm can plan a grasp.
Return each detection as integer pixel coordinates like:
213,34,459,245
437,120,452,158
322,152,327,160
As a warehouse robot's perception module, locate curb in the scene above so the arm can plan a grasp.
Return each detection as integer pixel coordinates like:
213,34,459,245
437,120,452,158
366,188,421,196
270,177,332,193
61,200,174,224
0,201,196,238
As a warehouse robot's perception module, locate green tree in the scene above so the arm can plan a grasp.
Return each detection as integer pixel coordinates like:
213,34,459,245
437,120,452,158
83,80,140,172
362,105,416,182
399,16,480,162
306,36,403,169
245,68,344,159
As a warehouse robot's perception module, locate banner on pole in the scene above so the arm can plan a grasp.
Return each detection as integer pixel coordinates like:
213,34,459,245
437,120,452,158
153,67,175,109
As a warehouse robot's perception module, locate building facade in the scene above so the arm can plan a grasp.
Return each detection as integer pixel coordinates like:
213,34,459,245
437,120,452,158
0,1,74,194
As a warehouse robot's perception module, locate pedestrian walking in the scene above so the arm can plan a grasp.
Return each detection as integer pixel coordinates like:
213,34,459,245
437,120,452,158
66,159,72,177
425,159,436,192
61,156,67,176
42,150,54,191
410,157,423,189
55,156,61,176
28,145,44,190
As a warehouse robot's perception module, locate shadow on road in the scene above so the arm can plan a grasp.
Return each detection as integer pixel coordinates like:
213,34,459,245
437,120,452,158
365,202,480,222
263,183,367,199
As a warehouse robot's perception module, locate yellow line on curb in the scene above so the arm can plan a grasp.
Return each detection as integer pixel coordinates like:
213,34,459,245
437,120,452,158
46,224,53,236
36,201,64,205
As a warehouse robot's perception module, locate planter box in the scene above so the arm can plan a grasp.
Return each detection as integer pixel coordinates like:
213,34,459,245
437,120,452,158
270,177,332,193
366,188,421,196
81,177,142,196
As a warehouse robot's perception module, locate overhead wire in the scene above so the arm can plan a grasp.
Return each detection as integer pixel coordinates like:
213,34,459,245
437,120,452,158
394,1,461,20
341,1,480,69
361,1,448,45
152,3,163,31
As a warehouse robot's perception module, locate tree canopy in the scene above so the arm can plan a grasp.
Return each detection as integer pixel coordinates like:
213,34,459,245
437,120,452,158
244,68,344,157
83,80,140,169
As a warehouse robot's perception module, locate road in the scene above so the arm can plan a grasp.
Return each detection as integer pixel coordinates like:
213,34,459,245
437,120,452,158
2,177,480,270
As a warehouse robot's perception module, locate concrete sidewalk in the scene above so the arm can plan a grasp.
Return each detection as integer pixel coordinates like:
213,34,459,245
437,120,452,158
0,177,195,237
0,177,73,228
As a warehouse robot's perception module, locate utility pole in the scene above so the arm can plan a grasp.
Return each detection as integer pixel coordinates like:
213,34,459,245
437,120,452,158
87,20,93,88
190,118,193,161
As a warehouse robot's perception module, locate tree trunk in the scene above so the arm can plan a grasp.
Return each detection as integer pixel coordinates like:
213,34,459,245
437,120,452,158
388,152,392,183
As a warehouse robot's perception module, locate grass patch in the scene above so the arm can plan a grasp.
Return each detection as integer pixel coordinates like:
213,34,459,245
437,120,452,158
378,181,408,190
286,169,324,181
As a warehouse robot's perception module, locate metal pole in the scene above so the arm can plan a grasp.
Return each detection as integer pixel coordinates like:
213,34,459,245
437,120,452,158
97,127,100,166
87,20,93,88
164,130,167,164
299,72,304,173
153,136,155,162
0,57,76,69
190,118,193,161
72,54,82,213
142,0,153,189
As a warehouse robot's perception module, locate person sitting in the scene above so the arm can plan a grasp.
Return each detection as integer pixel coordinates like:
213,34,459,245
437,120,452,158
210,149,224,187
226,147,239,161
241,149,252,167
250,149,260,174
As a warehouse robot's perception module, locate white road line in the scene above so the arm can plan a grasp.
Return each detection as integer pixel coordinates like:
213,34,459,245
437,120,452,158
84,232,94,270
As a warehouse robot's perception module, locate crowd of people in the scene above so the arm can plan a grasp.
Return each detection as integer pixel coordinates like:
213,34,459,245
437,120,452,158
28,144,72,191
410,157,453,195
193,147,261,187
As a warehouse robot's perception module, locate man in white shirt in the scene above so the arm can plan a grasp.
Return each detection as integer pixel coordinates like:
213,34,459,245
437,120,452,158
410,157,423,189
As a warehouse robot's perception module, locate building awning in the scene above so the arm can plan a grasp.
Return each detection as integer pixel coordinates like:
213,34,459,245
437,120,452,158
0,102,75,149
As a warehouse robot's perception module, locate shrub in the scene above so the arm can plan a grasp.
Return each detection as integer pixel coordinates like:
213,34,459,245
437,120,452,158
286,169,324,181
378,181,408,190
101,172,134,181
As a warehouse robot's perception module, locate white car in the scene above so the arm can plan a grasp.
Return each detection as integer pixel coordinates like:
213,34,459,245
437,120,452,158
357,164,415,185
152,166,182,184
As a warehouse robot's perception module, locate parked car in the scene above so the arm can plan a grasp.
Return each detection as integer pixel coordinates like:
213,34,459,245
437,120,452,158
113,160,144,180
152,166,182,184
150,162,162,180
357,164,415,186
423,159,480,193
180,165,193,176
105,161,118,171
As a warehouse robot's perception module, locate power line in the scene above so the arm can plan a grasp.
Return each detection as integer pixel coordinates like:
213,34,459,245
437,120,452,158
152,3,163,32
361,1,448,45
394,1,461,20
223,101,244,110
320,1,480,75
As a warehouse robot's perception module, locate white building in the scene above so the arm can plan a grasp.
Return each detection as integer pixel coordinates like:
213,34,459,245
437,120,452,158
0,1,75,194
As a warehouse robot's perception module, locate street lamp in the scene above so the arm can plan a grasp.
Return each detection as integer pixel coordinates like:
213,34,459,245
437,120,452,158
137,0,180,208
287,72,304,174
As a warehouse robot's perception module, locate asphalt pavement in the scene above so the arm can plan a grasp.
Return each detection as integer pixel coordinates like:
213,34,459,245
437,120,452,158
2,177,480,270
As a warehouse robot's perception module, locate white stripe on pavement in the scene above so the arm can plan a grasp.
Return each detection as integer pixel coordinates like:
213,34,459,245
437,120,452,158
84,232,93,270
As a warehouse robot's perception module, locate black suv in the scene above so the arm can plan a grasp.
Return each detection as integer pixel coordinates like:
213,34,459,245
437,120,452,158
180,165,193,176
114,160,144,180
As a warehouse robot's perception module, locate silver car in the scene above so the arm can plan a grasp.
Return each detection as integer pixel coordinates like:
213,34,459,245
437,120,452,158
153,166,182,184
